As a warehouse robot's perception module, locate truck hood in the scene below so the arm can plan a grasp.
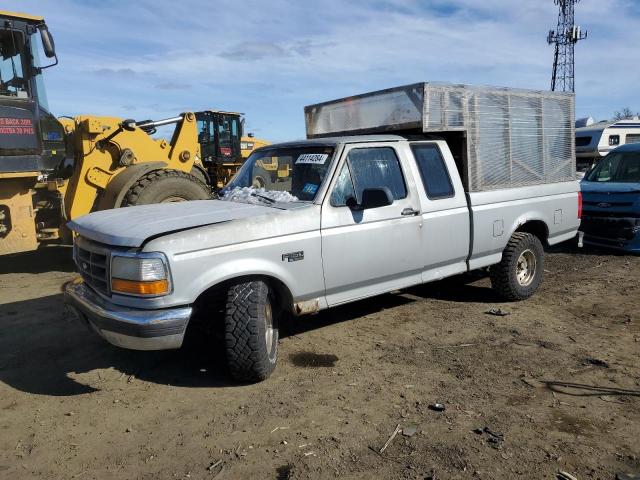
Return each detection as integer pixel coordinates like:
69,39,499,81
68,200,280,247
580,181,640,195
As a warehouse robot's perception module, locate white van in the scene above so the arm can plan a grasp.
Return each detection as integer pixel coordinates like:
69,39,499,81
576,117,640,170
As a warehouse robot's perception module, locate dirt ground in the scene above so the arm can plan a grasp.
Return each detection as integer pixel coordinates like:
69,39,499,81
0,244,638,479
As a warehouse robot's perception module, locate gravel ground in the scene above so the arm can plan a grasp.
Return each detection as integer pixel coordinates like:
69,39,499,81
0,245,638,479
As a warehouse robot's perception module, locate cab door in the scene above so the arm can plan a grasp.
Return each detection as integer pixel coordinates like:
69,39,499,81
320,143,423,306
215,114,241,160
407,141,470,282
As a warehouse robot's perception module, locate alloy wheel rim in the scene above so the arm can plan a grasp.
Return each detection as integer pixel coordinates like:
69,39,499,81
516,249,536,287
264,301,274,356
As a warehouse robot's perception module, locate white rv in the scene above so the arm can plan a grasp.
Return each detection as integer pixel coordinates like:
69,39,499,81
575,117,640,170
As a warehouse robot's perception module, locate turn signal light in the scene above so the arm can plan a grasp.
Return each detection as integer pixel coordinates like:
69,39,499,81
111,278,169,296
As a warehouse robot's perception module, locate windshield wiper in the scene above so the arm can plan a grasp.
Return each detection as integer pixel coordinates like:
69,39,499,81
251,192,276,204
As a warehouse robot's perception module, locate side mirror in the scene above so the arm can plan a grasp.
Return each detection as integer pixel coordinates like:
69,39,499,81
39,25,56,58
347,187,394,211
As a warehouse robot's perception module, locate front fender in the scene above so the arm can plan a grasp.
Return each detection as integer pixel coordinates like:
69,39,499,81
165,230,326,308
194,257,298,300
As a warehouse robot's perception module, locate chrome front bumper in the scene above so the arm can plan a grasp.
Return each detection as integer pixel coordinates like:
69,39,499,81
63,278,192,351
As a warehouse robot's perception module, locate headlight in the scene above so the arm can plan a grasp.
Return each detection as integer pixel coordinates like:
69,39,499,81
110,254,171,296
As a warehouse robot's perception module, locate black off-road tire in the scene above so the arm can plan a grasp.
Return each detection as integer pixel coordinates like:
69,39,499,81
489,232,544,301
224,280,278,382
122,169,211,206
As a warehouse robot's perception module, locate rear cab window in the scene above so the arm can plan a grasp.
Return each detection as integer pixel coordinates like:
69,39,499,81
410,143,455,199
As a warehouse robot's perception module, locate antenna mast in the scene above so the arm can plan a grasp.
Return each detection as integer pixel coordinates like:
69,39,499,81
547,0,588,92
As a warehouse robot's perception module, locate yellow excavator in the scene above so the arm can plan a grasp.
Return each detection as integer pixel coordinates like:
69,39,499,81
0,10,268,256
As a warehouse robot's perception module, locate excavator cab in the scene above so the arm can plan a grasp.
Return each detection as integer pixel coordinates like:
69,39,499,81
195,110,258,188
195,111,242,165
0,11,65,174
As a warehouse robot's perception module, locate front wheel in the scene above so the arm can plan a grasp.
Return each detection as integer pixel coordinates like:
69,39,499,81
223,280,278,382
122,169,211,206
490,232,544,301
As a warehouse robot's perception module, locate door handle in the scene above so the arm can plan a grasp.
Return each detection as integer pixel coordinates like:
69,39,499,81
401,207,420,216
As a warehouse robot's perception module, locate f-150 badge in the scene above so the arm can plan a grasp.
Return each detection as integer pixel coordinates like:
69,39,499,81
282,251,304,262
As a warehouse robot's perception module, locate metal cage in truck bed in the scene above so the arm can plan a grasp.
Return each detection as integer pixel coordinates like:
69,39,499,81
304,82,576,192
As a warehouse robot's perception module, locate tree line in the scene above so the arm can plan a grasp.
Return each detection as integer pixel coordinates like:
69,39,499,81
613,108,639,121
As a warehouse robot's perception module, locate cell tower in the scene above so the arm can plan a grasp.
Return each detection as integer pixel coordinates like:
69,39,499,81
547,0,588,92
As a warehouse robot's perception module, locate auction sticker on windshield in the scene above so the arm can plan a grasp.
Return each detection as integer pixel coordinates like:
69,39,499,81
296,153,328,165
302,183,318,195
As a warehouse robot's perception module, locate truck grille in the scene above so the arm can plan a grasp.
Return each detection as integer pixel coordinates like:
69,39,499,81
75,238,110,295
581,215,640,241
575,136,592,147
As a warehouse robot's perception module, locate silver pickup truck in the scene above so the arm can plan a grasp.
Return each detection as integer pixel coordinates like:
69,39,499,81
64,82,581,382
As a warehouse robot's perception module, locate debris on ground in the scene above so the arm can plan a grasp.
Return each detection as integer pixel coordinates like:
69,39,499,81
616,473,640,480
379,424,401,453
483,427,504,439
428,403,446,412
557,471,578,480
583,357,610,368
485,308,511,317
487,436,503,449
402,424,418,437
270,426,289,434
473,426,505,449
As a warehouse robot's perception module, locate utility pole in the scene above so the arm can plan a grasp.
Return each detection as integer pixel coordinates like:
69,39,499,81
547,0,588,92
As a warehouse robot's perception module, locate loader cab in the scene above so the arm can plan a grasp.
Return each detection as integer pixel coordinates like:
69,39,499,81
0,11,65,174
195,110,242,165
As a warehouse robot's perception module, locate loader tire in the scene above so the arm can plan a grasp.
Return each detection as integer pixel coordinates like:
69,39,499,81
489,232,544,301
224,280,278,382
121,169,211,206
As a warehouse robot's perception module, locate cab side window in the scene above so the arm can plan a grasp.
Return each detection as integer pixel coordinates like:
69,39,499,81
411,144,454,199
0,30,28,99
331,147,407,206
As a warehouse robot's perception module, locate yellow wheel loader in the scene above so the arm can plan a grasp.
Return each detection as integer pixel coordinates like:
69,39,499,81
0,11,268,256
195,110,269,188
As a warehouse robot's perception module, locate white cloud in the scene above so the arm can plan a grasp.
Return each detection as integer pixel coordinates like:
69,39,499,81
17,0,640,140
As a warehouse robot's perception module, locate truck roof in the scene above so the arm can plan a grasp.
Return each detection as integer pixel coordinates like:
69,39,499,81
0,10,44,22
612,143,640,153
260,135,407,150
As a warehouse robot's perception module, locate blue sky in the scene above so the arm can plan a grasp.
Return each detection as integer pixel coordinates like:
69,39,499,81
16,0,640,141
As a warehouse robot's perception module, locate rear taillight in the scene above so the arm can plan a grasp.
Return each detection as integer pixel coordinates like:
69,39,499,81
577,191,583,219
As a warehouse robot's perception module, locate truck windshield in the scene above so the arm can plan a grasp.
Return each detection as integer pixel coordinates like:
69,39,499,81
221,146,335,204
586,151,640,183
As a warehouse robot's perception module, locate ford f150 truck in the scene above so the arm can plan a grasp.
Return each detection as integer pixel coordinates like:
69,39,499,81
580,143,640,252
64,83,581,382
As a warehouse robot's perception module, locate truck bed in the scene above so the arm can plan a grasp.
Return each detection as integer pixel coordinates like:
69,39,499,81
305,82,576,193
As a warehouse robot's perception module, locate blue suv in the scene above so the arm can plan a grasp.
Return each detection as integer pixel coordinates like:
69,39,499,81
580,143,640,253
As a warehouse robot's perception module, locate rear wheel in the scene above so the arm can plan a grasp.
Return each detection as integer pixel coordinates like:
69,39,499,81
490,232,544,301
122,169,211,206
223,280,278,382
